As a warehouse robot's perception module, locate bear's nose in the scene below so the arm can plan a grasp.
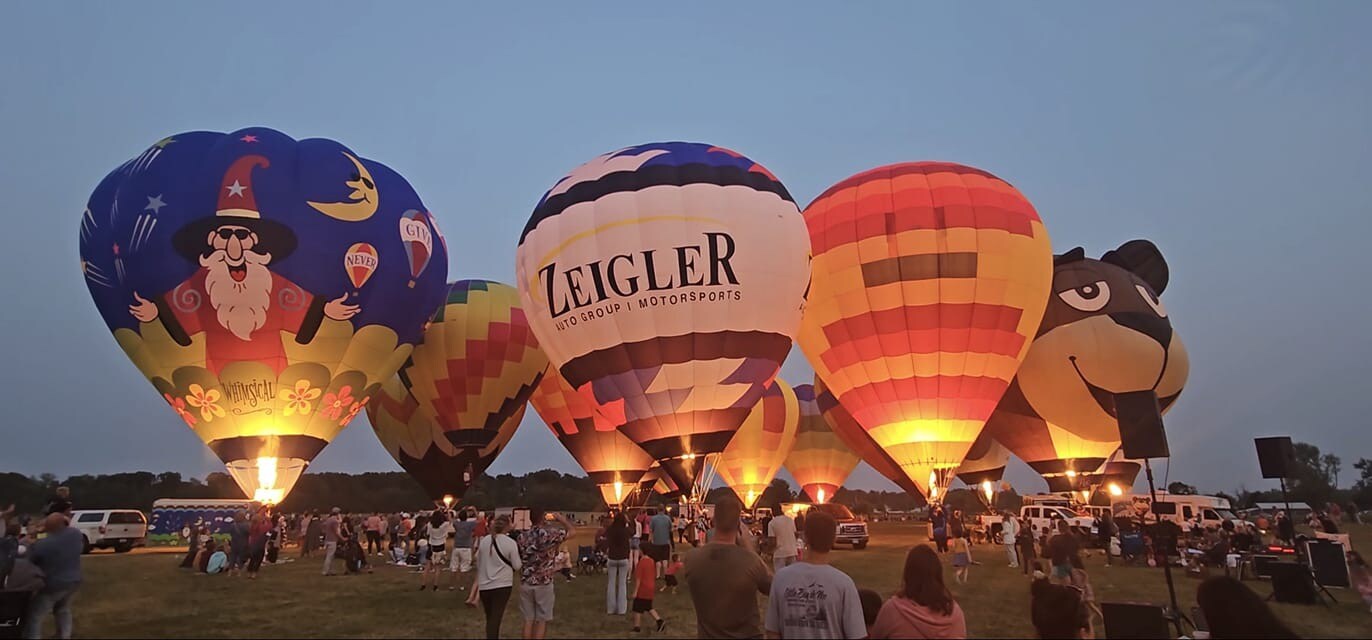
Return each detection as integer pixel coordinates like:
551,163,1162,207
1109,312,1172,349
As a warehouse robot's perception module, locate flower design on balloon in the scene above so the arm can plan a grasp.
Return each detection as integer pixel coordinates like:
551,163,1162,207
280,380,322,416
185,384,225,422
321,385,355,421
339,397,369,426
164,393,197,427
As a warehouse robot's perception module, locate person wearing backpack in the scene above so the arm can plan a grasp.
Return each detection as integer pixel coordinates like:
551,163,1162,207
468,516,521,640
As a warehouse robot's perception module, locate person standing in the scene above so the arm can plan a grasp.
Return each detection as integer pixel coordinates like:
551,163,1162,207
43,487,73,520
300,511,318,558
1017,521,1037,576
1097,511,1116,566
245,509,271,579
683,497,773,639
24,513,82,640
764,510,866,640
930,506,949,553
869,545,967,639
648,508,674,574
675,513,688,545
469,516,521,640
320,507,342,576
1002,513,1020,568
421,510,452,591
767,510,799,572
605,512,632,616
517,509,575,640
949,510,966,541
227,510,249,576
951,534,972,584
1046,519,1081,584
365,513,383,556
632,549,668,633
448,509,477,591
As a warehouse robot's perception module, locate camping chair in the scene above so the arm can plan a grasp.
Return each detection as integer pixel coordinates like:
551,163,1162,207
576,545,604,574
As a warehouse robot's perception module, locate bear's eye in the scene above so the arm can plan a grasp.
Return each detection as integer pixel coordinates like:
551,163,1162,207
1058,281,1110,312
1136,284,1167,318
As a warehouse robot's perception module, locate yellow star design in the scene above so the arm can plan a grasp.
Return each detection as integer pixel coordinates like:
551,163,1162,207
153,137,176,149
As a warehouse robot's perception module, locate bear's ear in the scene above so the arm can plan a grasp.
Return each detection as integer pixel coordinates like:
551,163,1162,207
1102,239,1169,294
1053,247,1086,267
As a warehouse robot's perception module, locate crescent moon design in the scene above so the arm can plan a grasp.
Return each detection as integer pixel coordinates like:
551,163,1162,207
308,152,379,221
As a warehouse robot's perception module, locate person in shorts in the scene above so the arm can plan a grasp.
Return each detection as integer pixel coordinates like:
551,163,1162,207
518,509,576,639
422,510,452,591
661,552,683,594
632,549,667,633
448,508,477,591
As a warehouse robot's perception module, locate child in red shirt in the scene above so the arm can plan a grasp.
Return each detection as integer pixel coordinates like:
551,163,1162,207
632,554,666,632
661,553,684,594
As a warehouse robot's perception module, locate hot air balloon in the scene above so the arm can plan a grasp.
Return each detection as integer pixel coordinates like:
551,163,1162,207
515,142,811,498
715,379,800,509
401,280,548,461
814,377,923,498
399,209,435,286
79,128,449,504
345,243,379,290
366,375,521,503
798,162,1053,500
530,364,655,507
955,431,1011,505
786,384,861,504
983,241,1188,495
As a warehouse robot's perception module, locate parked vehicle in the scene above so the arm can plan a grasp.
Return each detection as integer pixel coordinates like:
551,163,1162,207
70,509,148,554
780,502,869,550
148,498,254,547
981,503,1094,542
1111,492,1239,530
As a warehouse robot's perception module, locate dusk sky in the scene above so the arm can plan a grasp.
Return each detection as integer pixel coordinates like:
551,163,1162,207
4,2,1369,495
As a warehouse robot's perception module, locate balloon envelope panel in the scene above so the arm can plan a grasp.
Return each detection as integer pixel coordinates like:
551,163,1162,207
79,128,449,502
530,364,654,504
716,379,800,509
515,142,811,481
367,375,518,501
785,383,861,503
798,162,1052,497
814,377,923,499
402,280,548,452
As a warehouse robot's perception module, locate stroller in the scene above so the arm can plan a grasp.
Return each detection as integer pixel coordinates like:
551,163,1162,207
575,544,606,575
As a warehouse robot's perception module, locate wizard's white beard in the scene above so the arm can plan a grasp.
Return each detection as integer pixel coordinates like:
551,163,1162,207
202,249,273,341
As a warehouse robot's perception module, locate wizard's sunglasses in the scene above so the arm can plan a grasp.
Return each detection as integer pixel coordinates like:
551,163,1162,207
216,228,252,240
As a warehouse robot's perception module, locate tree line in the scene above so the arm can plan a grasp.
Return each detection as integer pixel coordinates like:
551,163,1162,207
4,439,1366,516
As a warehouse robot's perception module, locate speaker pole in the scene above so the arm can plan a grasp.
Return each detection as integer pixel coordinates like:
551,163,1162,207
1143,457,1186,638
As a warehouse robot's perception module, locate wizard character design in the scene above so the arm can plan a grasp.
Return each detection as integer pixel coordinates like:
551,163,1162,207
128,155,360,375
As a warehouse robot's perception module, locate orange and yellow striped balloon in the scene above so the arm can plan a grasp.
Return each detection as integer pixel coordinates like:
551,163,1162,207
715,379,799,509
529,364,655,507
786,383,860,503
798,163,1052,499
402,280,548,452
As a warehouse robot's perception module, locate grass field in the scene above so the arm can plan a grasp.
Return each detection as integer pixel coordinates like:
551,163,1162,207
45,522,1372,638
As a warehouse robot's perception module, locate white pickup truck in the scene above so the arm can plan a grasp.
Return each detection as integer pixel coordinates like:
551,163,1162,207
70,509,148,553
980,504,1094,543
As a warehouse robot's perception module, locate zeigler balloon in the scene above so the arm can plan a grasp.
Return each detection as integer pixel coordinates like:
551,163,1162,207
79,128,449,503
515,142,811,493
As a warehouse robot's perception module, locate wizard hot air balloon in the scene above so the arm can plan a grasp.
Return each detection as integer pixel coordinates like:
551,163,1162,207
984,241,1188,495
530,364,655,507
78,128,449,504
515,142,811,497
814,377,922,498
715,379,800,509
799,162,1053,500
785,383,861,504
366,375,521,503
401,280,548,463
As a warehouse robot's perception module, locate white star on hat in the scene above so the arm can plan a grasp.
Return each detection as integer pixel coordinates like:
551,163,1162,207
226,180,246,197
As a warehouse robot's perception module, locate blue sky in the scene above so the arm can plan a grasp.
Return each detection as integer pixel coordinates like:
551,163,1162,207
3,2,1369,495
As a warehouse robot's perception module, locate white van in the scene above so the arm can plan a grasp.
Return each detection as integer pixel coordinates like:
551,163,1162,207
1112,493,1238,530
69,509,148,553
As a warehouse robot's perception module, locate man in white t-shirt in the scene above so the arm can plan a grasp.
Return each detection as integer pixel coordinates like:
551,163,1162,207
765,510,866,640
767,512,799,571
